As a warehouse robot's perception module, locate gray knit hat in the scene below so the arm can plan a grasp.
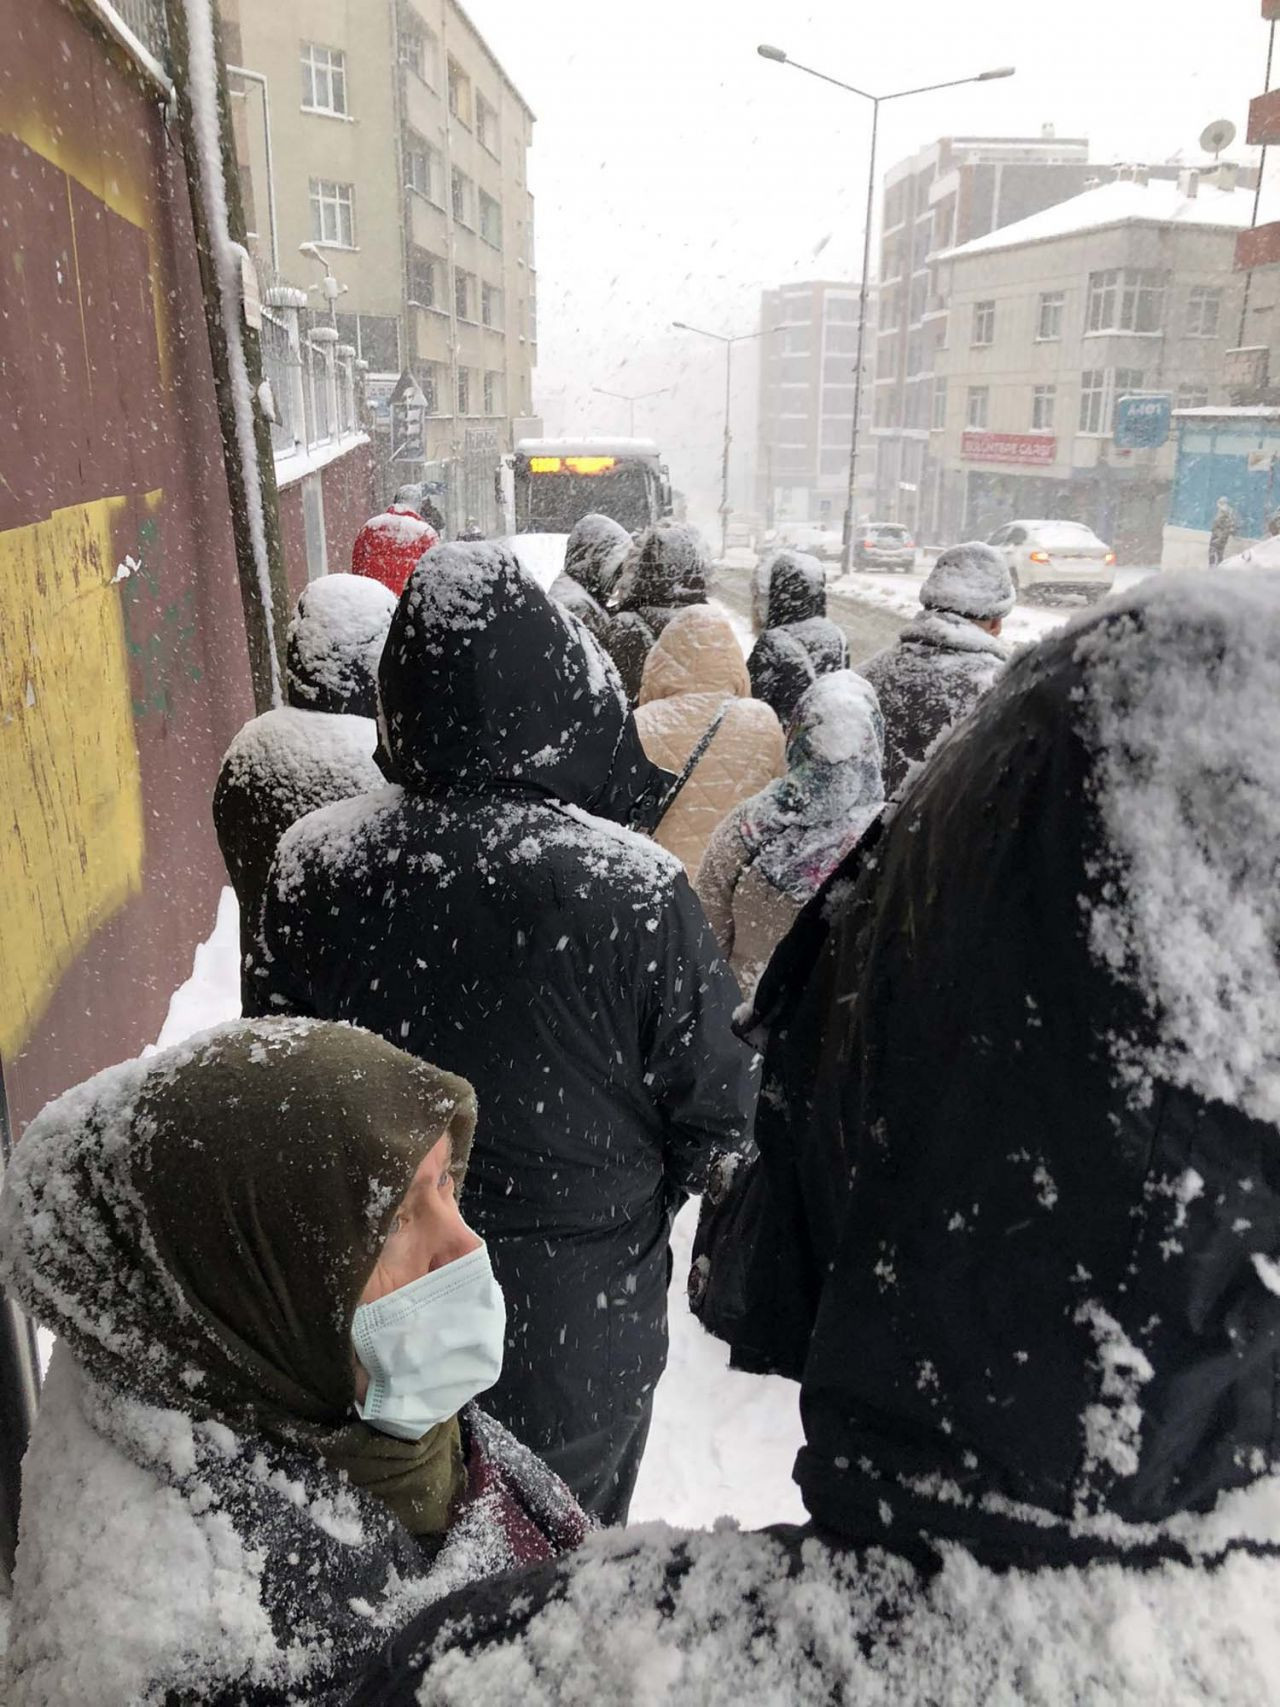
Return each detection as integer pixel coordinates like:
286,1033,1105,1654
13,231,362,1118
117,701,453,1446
921,542,1016,622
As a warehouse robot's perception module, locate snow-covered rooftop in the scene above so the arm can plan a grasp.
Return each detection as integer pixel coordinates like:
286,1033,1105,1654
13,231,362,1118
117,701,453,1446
941,179,1252,261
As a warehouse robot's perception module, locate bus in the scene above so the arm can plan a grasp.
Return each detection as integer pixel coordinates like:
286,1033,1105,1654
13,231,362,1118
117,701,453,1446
511,437,673,534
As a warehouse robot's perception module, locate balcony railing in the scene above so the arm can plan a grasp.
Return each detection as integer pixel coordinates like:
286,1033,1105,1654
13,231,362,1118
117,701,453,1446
259,282,361,471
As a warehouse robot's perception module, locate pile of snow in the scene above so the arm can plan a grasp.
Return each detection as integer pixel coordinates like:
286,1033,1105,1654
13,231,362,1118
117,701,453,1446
149,887,242,1052
1077,570,1280,1122
1220,532,1280,572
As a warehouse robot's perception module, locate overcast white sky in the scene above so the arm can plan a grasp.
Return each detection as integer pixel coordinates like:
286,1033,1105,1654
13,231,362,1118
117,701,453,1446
466,0,1270,523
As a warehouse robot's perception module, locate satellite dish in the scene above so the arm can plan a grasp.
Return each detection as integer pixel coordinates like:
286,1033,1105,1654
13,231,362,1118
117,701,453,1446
1200,119,1237,160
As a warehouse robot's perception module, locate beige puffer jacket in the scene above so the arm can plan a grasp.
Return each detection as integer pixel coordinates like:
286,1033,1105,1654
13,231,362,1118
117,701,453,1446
633,607,785,879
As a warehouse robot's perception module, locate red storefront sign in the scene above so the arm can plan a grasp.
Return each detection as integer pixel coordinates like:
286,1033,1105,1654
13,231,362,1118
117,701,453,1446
1247,88,1280,145
1235,220,1280,271
961,431,1057,466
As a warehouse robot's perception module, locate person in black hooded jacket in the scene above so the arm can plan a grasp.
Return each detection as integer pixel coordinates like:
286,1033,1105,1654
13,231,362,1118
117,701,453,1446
247,543,753,1527
549,512,632,644
213,573,396,958
746,550,848,724
345,570,1280,1705
603,521,711,703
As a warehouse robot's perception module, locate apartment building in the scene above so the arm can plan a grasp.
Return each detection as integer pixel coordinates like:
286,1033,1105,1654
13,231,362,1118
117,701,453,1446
931,174,1250,560
755,280,872,529
872,132,1093,537
223,0,536,521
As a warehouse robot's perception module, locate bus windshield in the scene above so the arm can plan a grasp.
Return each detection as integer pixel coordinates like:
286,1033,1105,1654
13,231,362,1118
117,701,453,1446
518,462,655,533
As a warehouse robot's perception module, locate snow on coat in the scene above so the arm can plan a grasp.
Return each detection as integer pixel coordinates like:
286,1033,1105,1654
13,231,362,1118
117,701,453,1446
549,513,633,646
247,545,753,1520
724,572,1280,1568
0,1022,588,1706
695,672,883,991
604,522,711,702
213,576,394,955
351,505,440,597
745,551,850,724
860,608,1008,795
633,606,786,883
348,1518,1280,1706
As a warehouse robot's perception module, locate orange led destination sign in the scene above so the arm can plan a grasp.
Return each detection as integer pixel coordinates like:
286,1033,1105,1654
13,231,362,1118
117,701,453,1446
528,455,618,475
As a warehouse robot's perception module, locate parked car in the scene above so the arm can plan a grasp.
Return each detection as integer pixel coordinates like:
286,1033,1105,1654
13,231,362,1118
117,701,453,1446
853,523,916,572
775,522,843,564
986,519,1116,599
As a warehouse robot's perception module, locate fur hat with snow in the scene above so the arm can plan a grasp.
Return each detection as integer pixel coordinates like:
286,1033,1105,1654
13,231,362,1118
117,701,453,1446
920,541,1015,623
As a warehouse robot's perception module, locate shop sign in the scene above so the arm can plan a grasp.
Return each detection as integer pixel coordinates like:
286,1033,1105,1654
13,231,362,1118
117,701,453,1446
961,431,1056,466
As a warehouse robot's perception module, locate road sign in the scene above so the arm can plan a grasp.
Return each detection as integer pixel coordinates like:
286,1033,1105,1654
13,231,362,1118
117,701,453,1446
1114,393,1171,450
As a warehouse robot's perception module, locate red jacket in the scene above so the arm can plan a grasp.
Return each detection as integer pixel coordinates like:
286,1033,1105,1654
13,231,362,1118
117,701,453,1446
350,506,439,596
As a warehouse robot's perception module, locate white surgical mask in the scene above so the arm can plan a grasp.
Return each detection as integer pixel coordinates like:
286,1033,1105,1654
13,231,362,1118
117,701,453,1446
351,1243,506,1441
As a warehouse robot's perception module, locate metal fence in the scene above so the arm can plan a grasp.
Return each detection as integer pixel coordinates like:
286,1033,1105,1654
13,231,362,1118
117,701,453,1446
260,297,360,464
107,0,169,63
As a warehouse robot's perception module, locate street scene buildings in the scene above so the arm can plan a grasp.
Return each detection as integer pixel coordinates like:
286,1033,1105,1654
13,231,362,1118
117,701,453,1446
224,0,537,525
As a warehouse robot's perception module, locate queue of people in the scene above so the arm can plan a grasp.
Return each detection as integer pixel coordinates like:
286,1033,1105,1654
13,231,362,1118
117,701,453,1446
6,506,1276,1703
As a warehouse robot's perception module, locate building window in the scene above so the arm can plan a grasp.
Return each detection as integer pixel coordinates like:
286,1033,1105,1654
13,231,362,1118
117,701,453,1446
483,370,502,415
404,132,439,203
1032,385,1056,431
1036,291,1064,341
336,312,399,371
1177,382,1209,410
309,179,355,247
966,386,989,429
1079,369,1106,433
1186,285,1222,339
973,300,995,346
476,94,500,155
301,43,347,115
416,363,440,415
932,378,946,431
408,246,440,309
399,20,438,86
448,58,472,126
451,168,475,227
454,268,474,321
457,366,471,414
1086,268,1165,334
1113,368,1145,411
478,192,502,248
481,282,503,328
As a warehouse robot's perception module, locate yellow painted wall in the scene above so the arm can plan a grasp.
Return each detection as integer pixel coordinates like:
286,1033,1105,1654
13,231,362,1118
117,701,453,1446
0,498,147,1057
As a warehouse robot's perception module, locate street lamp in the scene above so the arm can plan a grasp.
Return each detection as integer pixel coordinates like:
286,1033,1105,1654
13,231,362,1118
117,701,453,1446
592,385,670,437
672,319,782,559
758,46,1015,573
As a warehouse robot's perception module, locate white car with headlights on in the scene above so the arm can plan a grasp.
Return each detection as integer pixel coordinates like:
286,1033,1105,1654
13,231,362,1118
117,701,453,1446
986,519,1115,599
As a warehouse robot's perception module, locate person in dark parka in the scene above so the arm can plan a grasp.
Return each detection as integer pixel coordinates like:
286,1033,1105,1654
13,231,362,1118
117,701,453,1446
860,540,1012,794
247,543,753,1526
549,512,631,644
347,571,1280,1704
213,573,395,959
603,521,711,703
746,550,849,723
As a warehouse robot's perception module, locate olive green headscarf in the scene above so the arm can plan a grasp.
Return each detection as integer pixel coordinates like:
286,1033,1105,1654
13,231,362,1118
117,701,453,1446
4,1018,477,1536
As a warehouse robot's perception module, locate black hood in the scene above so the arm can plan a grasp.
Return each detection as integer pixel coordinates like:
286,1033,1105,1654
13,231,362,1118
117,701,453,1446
378,542,669,824
286,574,397,717
765,551,826,627
563,513,632,606
793,572,1280,1568
615,523,710,613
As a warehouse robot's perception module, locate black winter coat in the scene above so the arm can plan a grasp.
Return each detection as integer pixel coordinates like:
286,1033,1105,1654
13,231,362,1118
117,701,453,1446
859,607,1006,793
214,575,394,953
604,523,710,702
249,546,752,1511
705,583,1280,1571
747,551,849,723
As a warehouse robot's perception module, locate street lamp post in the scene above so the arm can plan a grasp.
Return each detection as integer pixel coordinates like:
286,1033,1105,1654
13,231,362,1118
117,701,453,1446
757,46,1014,575
592,385,670,437
672,319,780,560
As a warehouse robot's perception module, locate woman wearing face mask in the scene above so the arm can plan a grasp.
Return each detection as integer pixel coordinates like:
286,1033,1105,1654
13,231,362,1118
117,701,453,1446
0,1019,588,1706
